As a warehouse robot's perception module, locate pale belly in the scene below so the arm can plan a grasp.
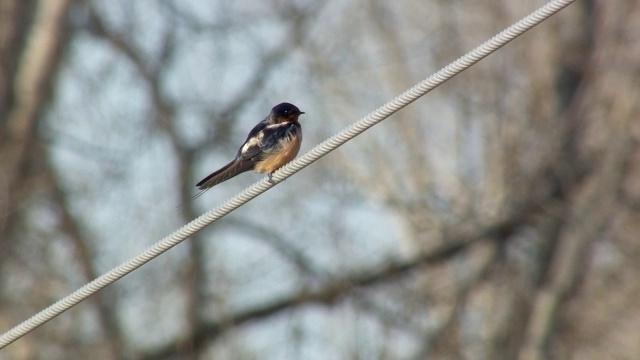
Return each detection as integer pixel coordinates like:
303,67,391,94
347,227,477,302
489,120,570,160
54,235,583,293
254,135,301,174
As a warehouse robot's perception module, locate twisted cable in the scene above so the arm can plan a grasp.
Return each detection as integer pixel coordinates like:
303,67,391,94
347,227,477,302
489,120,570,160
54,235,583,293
0,0,576,348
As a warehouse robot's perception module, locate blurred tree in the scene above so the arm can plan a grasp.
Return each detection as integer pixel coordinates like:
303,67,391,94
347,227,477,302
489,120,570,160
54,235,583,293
1,0,639,360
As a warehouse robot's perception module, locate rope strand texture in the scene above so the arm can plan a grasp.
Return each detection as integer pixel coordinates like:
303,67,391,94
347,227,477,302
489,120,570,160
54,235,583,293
0,0,576,349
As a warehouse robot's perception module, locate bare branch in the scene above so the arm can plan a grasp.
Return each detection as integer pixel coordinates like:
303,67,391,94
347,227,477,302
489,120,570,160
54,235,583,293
0,0,72,247
139,203,539,360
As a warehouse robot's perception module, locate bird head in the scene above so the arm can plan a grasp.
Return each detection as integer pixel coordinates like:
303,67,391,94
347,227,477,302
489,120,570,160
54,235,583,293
271,102,305,123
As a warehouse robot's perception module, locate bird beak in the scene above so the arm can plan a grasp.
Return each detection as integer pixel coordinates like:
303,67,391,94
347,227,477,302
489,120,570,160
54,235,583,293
299,111,305,115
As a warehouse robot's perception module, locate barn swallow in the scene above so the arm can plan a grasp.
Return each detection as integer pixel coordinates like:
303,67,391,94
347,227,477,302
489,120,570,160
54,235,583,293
196,102,304,191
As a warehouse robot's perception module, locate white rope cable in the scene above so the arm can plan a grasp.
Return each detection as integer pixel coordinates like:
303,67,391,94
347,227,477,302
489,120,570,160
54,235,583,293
0,0,576,349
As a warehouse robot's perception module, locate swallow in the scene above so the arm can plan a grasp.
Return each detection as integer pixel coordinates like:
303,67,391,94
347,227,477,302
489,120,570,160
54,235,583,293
196,102,304,191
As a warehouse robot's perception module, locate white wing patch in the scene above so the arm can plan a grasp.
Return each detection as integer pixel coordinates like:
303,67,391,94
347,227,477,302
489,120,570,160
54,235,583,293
240,131,263,155
264,123,288,130
239,122,296,160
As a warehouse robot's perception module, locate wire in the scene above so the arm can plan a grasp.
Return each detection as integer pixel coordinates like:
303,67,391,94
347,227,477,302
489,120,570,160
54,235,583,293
0,0,576,349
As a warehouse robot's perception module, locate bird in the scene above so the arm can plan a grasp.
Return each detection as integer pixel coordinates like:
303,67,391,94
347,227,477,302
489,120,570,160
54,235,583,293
195,102,305,192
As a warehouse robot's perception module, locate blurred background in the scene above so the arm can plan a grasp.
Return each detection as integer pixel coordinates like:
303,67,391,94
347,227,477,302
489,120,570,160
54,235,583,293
1,0,639,359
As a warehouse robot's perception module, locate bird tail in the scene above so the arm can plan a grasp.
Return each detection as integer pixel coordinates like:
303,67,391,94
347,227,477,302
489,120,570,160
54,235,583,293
196,159,254,190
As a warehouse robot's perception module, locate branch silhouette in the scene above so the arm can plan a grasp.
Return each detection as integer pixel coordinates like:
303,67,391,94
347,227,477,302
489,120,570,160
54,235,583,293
140,203,539,360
